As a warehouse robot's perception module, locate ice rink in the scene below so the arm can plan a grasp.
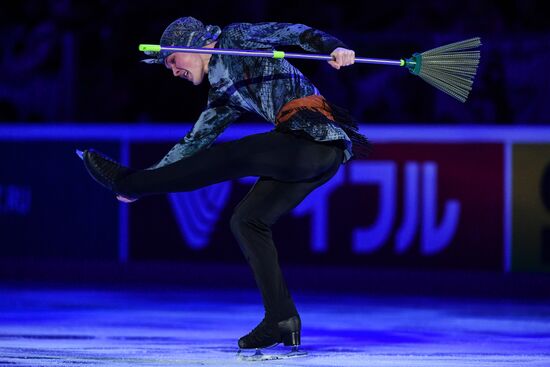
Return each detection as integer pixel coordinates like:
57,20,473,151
1,284,549,366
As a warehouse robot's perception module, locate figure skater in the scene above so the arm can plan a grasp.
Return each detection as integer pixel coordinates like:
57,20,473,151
78,16,370,359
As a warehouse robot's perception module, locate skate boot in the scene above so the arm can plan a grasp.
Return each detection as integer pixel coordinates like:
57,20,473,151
76,148,140,201
236,315,307,361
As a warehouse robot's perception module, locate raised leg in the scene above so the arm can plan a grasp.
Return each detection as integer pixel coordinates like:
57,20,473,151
116,130,343,196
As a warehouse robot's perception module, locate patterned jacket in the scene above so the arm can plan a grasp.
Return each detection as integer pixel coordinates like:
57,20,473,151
147,22,369,170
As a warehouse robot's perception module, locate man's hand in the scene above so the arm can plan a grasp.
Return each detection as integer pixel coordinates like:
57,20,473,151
328,47,355,70
116,194,138,203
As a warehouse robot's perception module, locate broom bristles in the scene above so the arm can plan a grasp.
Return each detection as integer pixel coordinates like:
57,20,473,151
417,37,482,103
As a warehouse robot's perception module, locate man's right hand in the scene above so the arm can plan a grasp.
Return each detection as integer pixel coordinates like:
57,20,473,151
328,47,355,70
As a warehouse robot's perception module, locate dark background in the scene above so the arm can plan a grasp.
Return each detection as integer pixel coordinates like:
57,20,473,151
1,1,550,297
1,0,548,124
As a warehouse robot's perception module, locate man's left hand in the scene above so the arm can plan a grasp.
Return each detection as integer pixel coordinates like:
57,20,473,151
328,47,355,70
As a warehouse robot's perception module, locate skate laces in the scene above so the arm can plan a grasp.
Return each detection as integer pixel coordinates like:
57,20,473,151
95,152,133,178
89,150,138,197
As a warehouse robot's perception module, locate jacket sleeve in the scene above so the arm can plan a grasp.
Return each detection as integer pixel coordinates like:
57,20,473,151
236,22,350,54
144,103,242,170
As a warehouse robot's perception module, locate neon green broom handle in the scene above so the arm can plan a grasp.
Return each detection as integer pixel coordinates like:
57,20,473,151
138,44,409,67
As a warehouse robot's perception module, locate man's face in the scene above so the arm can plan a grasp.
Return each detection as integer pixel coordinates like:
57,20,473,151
164,52,204,85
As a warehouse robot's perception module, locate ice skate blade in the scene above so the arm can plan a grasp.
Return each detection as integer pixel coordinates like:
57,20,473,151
236,346,307,361
75,149,84,160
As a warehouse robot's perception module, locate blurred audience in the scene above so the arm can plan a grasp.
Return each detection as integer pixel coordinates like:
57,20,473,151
0,0,547,123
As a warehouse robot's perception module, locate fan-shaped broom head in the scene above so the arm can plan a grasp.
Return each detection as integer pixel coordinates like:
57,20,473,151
404,37,482,103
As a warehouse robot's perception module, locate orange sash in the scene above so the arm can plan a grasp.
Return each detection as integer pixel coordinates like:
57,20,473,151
275,95,335,126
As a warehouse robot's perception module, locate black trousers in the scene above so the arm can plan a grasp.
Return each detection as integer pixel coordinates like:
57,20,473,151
118,130,345,321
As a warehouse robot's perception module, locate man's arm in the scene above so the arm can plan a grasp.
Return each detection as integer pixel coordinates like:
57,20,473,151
144,104,242,170
238,22,349,54
235,22,355,69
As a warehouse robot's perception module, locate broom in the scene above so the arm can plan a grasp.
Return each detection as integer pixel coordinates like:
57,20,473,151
139,37,481,103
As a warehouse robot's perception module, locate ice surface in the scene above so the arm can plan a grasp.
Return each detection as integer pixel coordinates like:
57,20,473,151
0,285,549,366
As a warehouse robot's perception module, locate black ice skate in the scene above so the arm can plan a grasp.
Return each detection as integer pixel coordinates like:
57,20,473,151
236,315,307,361
76,148,140,201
